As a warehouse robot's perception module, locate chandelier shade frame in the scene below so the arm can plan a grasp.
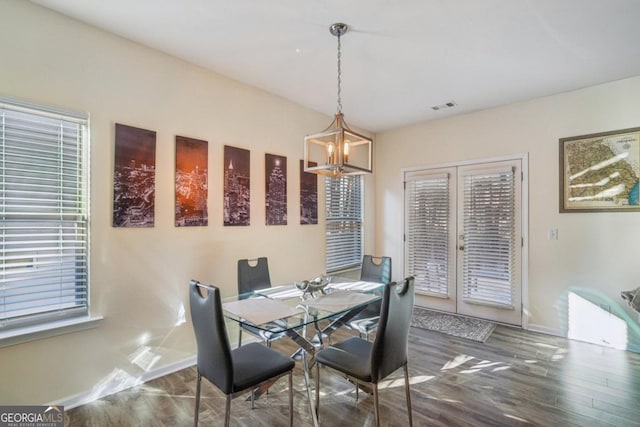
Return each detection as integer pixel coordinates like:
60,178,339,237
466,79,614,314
303,23,373,177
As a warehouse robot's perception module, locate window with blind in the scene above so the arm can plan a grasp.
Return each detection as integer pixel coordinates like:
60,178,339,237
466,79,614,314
405,172,451,296
0,97,89,330
325,175,363,273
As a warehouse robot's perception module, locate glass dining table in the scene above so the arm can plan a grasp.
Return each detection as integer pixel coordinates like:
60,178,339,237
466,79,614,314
222,278,384,427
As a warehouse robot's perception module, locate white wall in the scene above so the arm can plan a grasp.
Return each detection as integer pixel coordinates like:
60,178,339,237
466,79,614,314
0,1,375,405
376,76,640,349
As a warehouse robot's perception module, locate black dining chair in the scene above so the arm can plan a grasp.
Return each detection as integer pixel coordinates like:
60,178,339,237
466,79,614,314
237,257,287,347
315,276,415,427
237,257,272,295
345,255,392,340
189,280,295,427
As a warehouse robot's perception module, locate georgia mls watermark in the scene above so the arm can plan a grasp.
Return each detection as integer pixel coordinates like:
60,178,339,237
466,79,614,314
0,406,64,427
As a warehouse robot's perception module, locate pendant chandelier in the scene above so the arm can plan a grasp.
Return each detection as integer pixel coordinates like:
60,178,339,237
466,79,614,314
304,23,373,177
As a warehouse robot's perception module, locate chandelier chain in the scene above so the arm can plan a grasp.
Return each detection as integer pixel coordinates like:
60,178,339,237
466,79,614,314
337,32,342,114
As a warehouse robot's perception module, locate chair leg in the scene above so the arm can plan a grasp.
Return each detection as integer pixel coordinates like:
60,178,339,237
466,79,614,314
251,389,255,409
313,321,323,346
355,380,359,401
224,395,231,427
373,383,380,427
404,364,413,427
315,362,320,419
238,328,243,347
288,371,293,427
194,373,202,427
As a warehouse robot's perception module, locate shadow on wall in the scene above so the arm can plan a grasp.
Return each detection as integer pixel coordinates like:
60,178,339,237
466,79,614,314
555,286,640,353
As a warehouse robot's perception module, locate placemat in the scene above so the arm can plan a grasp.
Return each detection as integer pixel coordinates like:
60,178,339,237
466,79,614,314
223,297,303,325
304,290,378,312
255,284,303,299
328,281,384,291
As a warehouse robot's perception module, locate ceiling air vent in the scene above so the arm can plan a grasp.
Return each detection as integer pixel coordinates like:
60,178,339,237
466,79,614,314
431,101,457,111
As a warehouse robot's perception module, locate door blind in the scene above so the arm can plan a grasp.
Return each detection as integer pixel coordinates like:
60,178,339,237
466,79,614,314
461,167,515,308
405,173,450,296
325,175,362,272
1,97,89,329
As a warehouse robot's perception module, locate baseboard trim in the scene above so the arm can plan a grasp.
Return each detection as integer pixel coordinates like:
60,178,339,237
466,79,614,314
55,355,196,410
55,335,261,410
527,323,565,338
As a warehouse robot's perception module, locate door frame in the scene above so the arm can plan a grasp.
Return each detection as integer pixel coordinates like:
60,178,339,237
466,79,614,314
402,153,529,329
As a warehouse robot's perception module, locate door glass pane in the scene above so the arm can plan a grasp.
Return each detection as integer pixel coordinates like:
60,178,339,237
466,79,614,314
461,167,515,308
406,173,450,296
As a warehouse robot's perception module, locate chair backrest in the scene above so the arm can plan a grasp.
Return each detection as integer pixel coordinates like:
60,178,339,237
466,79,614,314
189,280,234,394
237,257,271,296
360,255,392,284
370,277,415,382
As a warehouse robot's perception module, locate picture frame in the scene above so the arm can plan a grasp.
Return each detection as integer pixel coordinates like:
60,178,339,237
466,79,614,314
112,123,156,227
560,127,640,212
223,145,251,226
300,159,318,225
175,135,208,227
265,153,287,226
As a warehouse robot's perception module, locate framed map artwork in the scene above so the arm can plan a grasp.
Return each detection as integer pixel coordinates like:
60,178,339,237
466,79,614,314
560,127,640,212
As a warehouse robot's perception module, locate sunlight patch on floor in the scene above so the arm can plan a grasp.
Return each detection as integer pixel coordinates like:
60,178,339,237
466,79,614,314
424,394,463,404
441,354,475,370
504,413,529,423
471,361,502,369
83,369,144,405
378,374,434,389
533,342,560,349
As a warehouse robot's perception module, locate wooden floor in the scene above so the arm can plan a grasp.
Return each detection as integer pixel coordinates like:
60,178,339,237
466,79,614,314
66,325,640,426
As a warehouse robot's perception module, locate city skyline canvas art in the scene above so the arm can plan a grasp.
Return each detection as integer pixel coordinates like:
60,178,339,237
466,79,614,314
300,159,318,224
113,123,156,227
175,136,208,226
223,145,250,226
265,153,287,225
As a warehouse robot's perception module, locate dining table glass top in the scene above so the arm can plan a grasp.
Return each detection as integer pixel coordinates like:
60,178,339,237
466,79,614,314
222,279,384,333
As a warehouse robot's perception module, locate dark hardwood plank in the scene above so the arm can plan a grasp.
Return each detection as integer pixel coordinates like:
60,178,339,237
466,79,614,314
66,325,640,426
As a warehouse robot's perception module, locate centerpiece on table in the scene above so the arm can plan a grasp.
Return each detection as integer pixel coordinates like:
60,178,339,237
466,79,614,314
295,275,332,299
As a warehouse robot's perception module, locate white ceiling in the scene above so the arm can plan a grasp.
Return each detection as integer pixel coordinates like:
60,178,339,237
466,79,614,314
31,0,640,133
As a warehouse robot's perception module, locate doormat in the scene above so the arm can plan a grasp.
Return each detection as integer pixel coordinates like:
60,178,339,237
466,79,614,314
411,307,496,342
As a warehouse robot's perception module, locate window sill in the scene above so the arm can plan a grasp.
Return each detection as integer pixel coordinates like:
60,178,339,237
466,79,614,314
0,315,104,349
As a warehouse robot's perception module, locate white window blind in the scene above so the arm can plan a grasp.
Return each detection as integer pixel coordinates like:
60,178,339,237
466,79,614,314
461,167,515,308
1,97,89,329
325,175,362,272
405,173,450,296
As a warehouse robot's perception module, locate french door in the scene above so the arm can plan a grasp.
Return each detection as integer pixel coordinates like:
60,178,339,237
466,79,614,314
404,159,523,326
